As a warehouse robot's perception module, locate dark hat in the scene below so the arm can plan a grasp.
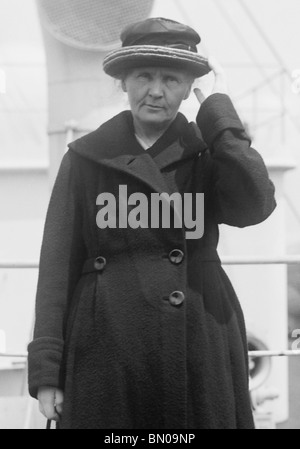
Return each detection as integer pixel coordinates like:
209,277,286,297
103,17,210,79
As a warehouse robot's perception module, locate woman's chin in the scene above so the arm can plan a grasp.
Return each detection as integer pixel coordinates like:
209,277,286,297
139,113,173,129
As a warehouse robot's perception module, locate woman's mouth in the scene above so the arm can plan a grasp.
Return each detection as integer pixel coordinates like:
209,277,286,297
145,104,164,110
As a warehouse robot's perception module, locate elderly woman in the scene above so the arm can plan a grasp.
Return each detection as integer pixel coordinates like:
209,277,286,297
28,17,276,429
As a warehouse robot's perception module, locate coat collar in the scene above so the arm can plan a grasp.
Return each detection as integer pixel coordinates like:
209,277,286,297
68,110,207,197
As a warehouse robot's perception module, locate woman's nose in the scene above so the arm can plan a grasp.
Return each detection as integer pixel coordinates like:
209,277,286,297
148,79,164,97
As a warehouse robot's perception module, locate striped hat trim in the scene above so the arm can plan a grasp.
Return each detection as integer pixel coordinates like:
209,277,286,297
103,45,209,77
104,45,207,64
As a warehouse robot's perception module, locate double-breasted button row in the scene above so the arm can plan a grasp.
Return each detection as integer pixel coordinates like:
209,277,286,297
169,291,185,306
169,249,184,265
167,250,185,306
93,256,107,272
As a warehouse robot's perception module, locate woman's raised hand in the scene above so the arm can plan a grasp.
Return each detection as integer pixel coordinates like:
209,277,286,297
194,56,228,105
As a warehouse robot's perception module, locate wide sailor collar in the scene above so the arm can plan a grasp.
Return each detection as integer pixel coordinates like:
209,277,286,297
69,110,207,167
68,110,207,197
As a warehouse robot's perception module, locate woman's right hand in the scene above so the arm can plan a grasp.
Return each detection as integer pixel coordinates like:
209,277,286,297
194,57,228,105
37,386,64,422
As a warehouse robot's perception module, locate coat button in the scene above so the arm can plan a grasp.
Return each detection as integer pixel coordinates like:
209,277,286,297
169,291,185,306
169,249,184,265
94,256,106,272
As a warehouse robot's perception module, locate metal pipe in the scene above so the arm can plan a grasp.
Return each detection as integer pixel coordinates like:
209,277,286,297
0,261,39,269
249,350,300,358
1,256,300,269
0,353,27,358
1,350,300,359
47,126,91,136
221,255,300,265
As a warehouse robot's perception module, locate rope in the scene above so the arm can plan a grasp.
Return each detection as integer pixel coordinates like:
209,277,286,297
213,0,300,135
238,0,291,77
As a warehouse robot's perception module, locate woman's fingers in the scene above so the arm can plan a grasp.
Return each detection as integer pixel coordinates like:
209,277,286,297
207,56,224,75
38,387,63,421
208,56,228,95
193,87,206,105
38,396,57,421
194,57,228,105
55,389,64,417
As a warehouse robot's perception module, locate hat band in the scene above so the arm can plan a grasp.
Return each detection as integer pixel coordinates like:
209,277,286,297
123,40,197,53
162,43,197,52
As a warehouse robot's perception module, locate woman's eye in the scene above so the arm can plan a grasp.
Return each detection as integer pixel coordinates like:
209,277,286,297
137,73,151,80
165,76,180,86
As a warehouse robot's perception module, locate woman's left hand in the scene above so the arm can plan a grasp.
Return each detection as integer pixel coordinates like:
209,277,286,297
194,57,228,105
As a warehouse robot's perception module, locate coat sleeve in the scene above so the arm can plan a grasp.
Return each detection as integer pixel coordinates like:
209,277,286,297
27,150,86,398
196,93,276,227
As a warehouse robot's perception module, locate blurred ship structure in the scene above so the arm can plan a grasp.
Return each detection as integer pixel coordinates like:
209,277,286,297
0,0,299,429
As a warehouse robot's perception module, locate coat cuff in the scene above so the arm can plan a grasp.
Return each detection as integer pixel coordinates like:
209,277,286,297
27,337,64,399
196,93,250,147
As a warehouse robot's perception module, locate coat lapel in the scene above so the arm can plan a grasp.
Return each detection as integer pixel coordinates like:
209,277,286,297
68,110,206,199
100,152,174,196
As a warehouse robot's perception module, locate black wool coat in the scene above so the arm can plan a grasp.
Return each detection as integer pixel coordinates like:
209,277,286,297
28,94,276,429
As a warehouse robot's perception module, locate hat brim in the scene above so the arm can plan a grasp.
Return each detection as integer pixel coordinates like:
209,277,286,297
103,45,211,79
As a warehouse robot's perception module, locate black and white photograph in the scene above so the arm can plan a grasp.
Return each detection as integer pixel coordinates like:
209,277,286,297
0,0,299,431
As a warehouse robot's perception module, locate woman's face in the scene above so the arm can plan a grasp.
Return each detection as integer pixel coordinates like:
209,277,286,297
122,66,194,131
